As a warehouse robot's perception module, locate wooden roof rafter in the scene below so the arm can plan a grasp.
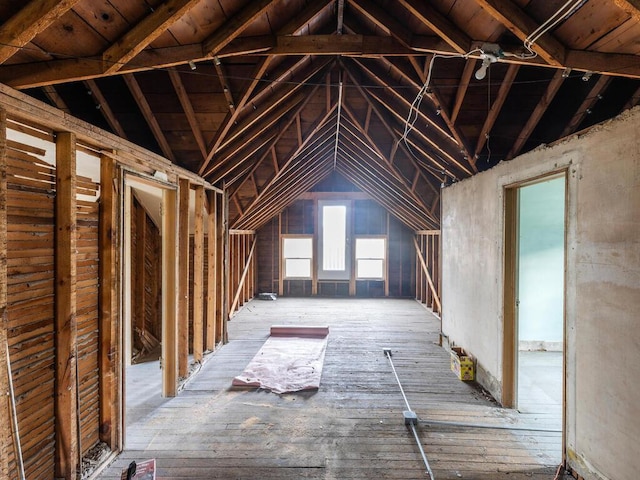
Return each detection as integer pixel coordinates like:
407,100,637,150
0,0,83,65
229,84,331,198
232,106,338,226
122,73,175,162
474,63,520,158
396,0,471,54
168,69,207,159
84,79,128,139
507,69,565,160
102,0,202,74
377,56,475,169
561,74,613,138
41,85,70,113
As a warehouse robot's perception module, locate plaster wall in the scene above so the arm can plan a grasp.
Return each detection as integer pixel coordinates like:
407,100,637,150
441,107,640,480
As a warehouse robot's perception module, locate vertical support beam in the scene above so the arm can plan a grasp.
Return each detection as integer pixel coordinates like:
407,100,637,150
384,212,390,297
502,187,518,408
215,193,224,344
134,201,146,337
55,132,78,479
98,152,118,449
222,188,229,343
205,191,217,351
161,188,178,397
177,178,190,377
0,108,10,480
192,186,204,362
278,214,284,297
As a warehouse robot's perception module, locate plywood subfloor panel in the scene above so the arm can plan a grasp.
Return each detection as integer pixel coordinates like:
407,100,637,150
98,298,562,479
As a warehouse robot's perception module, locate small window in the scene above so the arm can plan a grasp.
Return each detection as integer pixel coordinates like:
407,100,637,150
355,237,386,280
282,237,313,279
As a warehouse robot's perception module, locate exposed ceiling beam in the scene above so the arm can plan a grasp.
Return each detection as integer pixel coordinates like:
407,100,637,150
336,0,345,34
507,70,565,159
198,57,274,175
84,79,128,139
203,0,274,55
122,74,175,162
103,0,201,74
451,58,477,124
561,75,613,138
613,0,640,21
0,0,83,65
233,107,337,225
212,58,236,114
168,69,207,159
229,92,325,197
349,0,412,47
4,35,640,90
41,85,70,113
472,0,565,66
475,63,520,157
396,0,471,53
279,0,334,35
378,56,475,170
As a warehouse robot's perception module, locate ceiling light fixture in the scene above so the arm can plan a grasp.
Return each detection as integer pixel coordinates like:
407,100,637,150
475,53,498,80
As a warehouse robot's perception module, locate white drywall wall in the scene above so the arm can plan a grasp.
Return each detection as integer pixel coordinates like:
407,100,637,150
441,107,640,480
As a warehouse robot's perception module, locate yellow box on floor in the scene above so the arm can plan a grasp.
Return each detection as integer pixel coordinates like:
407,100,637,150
450,346,475,381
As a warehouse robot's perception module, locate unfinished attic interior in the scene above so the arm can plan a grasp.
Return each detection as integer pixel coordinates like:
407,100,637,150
0,0,638,478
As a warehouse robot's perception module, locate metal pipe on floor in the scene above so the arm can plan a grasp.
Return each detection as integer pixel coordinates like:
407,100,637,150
383,348,435,480
419,418,562,433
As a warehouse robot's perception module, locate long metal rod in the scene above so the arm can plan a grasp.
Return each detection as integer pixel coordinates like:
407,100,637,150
6,340,26,480
420,418,562,433
384,349,435,479
384,349,412,412
409,421,435,480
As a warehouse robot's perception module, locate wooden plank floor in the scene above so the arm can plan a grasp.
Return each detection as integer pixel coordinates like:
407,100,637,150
97,298,563,479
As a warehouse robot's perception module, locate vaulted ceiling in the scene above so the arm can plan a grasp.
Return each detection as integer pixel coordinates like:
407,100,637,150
2,0,639,231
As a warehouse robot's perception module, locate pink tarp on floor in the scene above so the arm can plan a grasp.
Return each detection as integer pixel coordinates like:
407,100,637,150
232,326,329,394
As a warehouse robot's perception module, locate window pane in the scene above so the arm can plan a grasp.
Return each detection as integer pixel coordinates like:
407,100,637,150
357,259,383,279
356,238,385,259
322,205,346,271
283,238,312,258
285,259,311,278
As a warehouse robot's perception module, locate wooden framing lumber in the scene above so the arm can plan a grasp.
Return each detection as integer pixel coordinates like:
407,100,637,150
561,75,612,138
161,188,178,397
221,189,229,342
98,152,118,449
193,186,205,362
103,0,201,74
475,63,520,157
0,0,82,65
123,74,176,163
177,178,190,378
206,191,217,351
54,132,79,479
168,69,207,159
507,70,565,159
0,108,9,480
229,237,256,317
85,80,128,139
413,237,441,313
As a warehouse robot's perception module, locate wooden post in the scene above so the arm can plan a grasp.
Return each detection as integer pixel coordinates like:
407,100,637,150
502,187,518,408
177,178,190,378
206,191,217,351
0,108,10,480
98,152,118,449
222,188,229,343
135,198,146,339
55,131,79,479
193,186,204,362
162,188,178,397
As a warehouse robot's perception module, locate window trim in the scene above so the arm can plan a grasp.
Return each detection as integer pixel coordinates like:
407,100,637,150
281,234,314,280
354,235,387,280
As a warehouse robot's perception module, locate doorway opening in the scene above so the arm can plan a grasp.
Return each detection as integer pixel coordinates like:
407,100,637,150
122,175,173,446
503,173,566,435
318,200,351,281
